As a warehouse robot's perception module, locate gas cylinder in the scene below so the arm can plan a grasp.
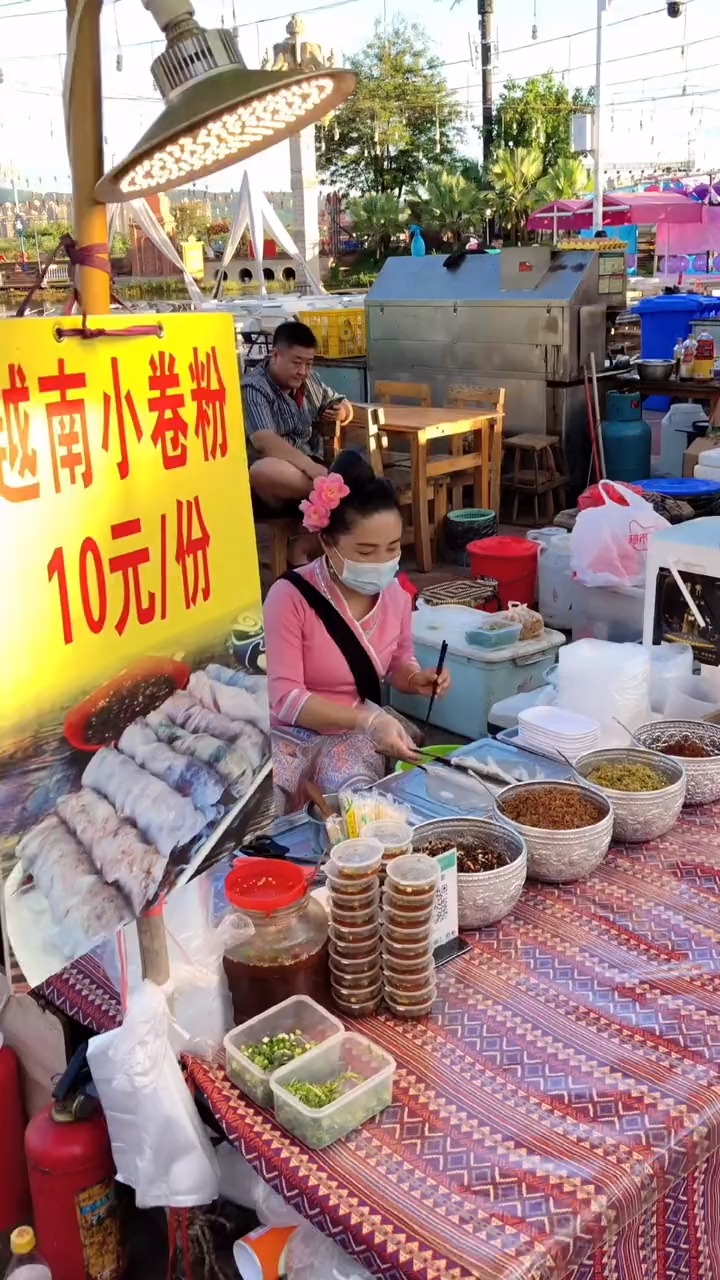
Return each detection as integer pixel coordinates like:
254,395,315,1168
0,1041,31,1235
25,1105,124,1280
601,391,652,483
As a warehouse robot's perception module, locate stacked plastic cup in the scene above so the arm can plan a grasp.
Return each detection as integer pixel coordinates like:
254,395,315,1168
362,820,413,886
381,853,439,1019
326,838,383,1017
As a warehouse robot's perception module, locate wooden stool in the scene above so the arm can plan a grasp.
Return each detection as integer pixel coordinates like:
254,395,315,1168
256,516,303,583
501,434,568,526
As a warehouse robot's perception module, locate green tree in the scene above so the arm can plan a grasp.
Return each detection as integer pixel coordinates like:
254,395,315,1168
488,146,544,242
492,74,594,172
172,201,210,242
110,232,130,258
409,169,489,246
318,17,463,198
533,155,591,206
346,192,408,261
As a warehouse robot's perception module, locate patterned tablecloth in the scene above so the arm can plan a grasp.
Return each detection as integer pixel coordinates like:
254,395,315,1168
39,803,720,1280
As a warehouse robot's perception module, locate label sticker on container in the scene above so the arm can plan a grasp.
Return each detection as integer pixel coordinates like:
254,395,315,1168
74,1179,124,1280
432,848,458,949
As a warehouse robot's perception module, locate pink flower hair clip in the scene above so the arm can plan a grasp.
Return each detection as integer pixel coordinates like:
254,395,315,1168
299,473,350,532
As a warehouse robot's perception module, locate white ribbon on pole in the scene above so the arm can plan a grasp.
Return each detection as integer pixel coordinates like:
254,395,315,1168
212,169,325,300
126,198,205,308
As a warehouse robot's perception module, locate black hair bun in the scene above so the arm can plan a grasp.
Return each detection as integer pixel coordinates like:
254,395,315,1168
329,449,376,495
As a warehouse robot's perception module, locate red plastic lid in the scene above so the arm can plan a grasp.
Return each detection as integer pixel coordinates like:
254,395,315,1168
225,859,311,914
466,535,538,559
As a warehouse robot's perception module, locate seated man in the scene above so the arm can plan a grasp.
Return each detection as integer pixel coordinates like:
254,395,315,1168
243,320,353,522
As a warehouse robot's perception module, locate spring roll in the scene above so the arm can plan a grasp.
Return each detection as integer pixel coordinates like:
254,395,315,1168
56,788,166,915
118,719,225,814
82,748,207,858
187,670,268,729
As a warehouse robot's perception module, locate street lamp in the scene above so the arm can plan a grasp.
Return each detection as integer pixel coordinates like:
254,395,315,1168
64,0,355,311
96,0,355,201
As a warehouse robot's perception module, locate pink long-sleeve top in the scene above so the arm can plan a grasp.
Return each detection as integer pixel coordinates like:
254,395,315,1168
263,557,419,731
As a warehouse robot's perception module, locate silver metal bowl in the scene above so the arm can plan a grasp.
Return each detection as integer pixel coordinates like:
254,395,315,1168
411,817,527,929
573,748,686,842
633,721,720,806
496,780,613,883
304,793,341,857
633,357,675,382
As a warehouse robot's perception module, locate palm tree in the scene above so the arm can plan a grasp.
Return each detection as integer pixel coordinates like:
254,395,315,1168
488,146,544,243
533,156,592,206
345,193,408,262
409,168,489,246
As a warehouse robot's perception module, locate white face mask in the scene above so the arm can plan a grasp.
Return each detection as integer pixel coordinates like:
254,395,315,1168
331,551,400,596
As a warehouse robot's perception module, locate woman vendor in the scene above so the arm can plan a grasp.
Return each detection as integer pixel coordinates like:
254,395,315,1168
263,452,451,809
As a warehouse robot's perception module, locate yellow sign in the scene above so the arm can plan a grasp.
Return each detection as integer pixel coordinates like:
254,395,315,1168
0,313,258,741
181,238,206,281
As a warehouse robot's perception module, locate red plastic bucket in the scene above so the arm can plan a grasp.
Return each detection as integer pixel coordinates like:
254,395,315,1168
467,535,539,607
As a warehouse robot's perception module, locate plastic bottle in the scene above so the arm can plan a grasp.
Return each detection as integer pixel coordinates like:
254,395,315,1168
3,1228,51,1280
672,336,683,378
679,335,696,380
693,330,716,380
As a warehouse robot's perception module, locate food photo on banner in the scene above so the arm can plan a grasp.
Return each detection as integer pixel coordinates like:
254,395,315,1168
0,313,270,991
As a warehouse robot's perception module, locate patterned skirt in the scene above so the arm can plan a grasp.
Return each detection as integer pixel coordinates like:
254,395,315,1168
271,724,386,812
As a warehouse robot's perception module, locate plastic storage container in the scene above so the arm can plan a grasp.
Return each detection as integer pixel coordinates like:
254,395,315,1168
224,996,345,1107
389,607,564,738
526,529,574,630
659,403,707,478
647,642,694,714
467,536,539,607
664,675,720,721
223,860,330,1023
570,580,645,643
297,308,366,359
270,1033,395,1148
465,614,523,649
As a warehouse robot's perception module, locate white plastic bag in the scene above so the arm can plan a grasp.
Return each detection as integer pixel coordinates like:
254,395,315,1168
87,981,219,1208
570,481,669,589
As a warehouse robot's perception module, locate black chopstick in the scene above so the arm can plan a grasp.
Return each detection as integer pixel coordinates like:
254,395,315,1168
423,640,449,728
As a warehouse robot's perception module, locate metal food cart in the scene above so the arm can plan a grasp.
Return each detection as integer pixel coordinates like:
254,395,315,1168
366,246,626,487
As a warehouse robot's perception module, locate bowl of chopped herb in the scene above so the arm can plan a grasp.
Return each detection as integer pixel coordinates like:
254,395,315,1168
495,781,612,883
224,995,344,1108
574,748,686,842
412,817,527,928
271,1032,395,1148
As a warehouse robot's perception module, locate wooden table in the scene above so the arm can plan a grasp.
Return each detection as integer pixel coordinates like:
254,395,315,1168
373,406,497,573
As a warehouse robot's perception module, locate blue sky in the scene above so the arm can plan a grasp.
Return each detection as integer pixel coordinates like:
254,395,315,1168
0,0,719,193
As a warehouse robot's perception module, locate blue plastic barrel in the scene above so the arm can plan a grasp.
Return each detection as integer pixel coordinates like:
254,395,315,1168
634,294,717,409
631,477,720,498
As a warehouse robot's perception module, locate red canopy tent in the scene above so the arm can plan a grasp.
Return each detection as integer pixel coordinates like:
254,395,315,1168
527,192,705,232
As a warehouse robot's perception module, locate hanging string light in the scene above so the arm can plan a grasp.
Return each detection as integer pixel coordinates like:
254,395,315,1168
531,0,538,42
114,0,123,71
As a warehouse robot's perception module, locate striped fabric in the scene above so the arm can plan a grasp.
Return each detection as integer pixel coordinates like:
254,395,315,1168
242,359,337,455
39,800,720,1280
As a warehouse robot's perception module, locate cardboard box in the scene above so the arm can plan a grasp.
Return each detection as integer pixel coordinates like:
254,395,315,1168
683,436,720,477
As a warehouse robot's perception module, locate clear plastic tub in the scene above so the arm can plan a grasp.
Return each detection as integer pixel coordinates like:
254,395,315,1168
385,995,435,1019
328,949,378,976
382,900,434,928
330,902,380,929
465,615,523,650
329,959,381,990
382,919,433,947
333,993,383,1018
224,996,345,1108
329,838,383,879
328,931,382,960
271,1033,395,1148
381,962,434,992
382,935,435,962
329,921,381,946
362,820,413,859
328,881,380,911
384,980,436,1009
385,854,440,897
383,883,436,913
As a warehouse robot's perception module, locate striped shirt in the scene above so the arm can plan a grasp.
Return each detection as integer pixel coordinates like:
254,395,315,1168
242,358,337,458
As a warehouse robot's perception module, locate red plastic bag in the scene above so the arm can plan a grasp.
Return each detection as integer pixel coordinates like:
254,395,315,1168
570,480,669,589
577,481,645,510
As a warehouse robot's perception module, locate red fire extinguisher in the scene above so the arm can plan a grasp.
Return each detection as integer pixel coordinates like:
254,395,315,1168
0,1039,32,1233
25,1045,125,1280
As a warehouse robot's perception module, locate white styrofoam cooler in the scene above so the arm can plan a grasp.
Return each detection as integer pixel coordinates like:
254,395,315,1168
389,605,565,739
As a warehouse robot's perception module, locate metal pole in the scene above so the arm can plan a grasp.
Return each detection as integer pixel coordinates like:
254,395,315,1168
592,0,606,232
65,0,111,312
478,0,495,165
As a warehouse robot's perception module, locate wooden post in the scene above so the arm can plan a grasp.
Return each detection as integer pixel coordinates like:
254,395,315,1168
65,0,110,313
137,908,171,987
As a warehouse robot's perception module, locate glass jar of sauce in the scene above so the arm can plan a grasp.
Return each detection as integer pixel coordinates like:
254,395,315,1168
223,859,330,1023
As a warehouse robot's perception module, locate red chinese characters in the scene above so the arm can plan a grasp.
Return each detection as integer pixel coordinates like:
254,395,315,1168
148,352,188,470
0,362,39,503
39,358,92,494
47,499,213,646
189,346,228,462
176,495,212,610
103,357,143,480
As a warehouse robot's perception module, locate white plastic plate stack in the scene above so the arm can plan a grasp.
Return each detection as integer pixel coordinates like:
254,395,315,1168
517,706,601,763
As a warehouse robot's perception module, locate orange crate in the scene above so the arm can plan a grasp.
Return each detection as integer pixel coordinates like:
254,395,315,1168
299,308,366,359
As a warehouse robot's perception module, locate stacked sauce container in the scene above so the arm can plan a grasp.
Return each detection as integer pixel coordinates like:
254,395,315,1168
326,839,383,1016
362,820,413,885
381,854,440,1018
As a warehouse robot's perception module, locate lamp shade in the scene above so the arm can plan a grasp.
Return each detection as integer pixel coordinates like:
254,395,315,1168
96,64,355,202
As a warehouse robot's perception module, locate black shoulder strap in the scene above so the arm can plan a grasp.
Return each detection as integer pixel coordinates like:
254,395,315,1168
282,570,383,706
